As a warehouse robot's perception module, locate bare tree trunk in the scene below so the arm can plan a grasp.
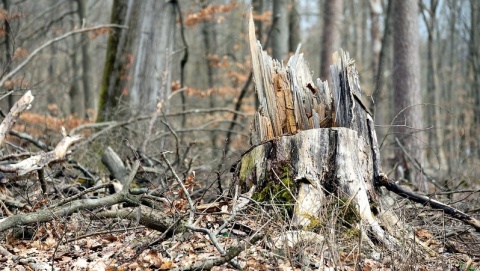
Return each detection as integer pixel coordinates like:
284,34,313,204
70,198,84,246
370,0,382,79
445,0,458,175
470,0,480,159
200,0,219,153
97,0,176,121
76,0,95,119
69,0,86,119
2,0,14,110
271,0,289,61
392,0,426,190
252,0,263,44
319,0,343,80
421,0,446,169
97,0,131,122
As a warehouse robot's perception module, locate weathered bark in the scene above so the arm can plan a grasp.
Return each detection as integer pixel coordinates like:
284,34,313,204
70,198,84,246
392,0,426,190
236,14,396,248
101,146,128,185
97,0,130,122
0,91,34,148
97,0,176,121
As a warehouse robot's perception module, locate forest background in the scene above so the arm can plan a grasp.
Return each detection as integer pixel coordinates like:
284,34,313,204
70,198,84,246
0,0,479,270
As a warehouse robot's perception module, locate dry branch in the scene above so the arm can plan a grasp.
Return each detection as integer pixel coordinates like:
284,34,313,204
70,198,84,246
377,174,480,232
0,134,82,176
0,91,34,148
0,25,127,89
0,161,140,232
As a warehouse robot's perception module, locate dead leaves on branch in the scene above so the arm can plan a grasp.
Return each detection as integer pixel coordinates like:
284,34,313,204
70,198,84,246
184,3,237,27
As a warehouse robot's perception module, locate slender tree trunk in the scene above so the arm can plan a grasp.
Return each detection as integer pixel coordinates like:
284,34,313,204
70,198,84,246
252,0,263,43
200,0,218,152
370,0,382,79
69,0,86,118
319,0,343,80
470,0,480,158
271,0,289,61
392,0,426,190
445,0,458,174
2,0,14,110
97,0,131,122
372,0,392,146
288,0,300,53
76,0,95,119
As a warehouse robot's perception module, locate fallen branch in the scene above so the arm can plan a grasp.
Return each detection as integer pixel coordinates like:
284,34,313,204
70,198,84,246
171,233,264,271
0,91,34,148
0,161,140,232
376,174,480,232
94,205,187,234
0,134,83,176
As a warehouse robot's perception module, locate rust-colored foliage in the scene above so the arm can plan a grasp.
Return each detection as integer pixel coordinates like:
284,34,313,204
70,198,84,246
87,26,111,40
184,2,237,27
13,111,92,138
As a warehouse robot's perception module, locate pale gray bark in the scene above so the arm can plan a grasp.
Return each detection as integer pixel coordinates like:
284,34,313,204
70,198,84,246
128,0,176,114
370,0,382,78
98,0,176,120
392,0,426,190
421,0,447,168
271,0,289,61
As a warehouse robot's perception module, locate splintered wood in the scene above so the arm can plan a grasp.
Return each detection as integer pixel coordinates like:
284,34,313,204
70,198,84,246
249,13,372,145
249,15,332,145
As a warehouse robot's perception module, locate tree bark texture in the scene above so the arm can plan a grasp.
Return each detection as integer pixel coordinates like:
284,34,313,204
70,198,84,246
392,0,426,190
97,0,176,121
235,14,397,248
271,0,289,61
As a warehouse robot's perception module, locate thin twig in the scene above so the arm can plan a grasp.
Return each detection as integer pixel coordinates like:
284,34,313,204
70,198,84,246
160,152,195,224
395,137,446,191
52,182,114,208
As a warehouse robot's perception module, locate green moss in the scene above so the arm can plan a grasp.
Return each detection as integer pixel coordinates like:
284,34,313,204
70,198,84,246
303,214,325,231
252,164,296,216
345,227,360,237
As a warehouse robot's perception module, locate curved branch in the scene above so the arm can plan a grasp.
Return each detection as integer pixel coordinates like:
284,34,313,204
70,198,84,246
0,24,127,88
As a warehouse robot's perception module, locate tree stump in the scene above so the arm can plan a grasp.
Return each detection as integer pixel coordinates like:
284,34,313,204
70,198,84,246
232,13,399,248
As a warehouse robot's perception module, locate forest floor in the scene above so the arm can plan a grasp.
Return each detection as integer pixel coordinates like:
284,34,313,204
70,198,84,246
1,169,479,271
0,111,479,270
